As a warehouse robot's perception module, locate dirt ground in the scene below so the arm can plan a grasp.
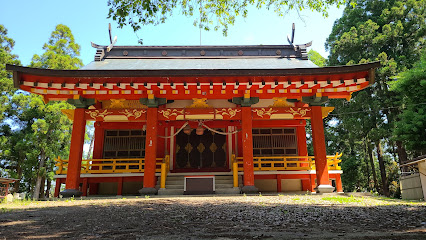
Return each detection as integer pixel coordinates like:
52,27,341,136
0,194,425,240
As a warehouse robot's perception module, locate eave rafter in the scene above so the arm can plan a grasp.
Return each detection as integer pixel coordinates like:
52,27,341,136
6,62,379,102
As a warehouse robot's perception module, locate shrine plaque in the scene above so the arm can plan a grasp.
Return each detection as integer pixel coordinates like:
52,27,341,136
184,176,215,195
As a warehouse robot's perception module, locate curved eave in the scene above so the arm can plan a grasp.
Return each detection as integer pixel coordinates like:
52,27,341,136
6,62,380,101
6,62,380,79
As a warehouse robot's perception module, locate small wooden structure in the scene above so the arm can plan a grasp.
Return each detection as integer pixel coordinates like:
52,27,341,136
0,178,18,199
400,155,426,200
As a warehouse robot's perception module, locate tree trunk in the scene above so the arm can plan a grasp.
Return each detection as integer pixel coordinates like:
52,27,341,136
86,134,95,159
13,165,22,193
396,140,408,165
376,141,389,197
363,140,371,191
39,176,45,199
33,149,46,200
45,179,51,199
367,143,378,192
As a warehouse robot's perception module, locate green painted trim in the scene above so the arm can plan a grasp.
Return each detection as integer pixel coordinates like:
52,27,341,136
140,97,168,108
301,96,329,106
231,97,259,107
67,97,96,108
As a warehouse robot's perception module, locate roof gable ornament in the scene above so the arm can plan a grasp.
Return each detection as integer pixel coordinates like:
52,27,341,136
287,23,296,46
286,23,312,59
88,23,313,61
92,23,117,61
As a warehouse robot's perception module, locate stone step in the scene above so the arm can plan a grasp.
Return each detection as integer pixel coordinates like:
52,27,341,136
215,183,234,189
215,179,233,184
166,185,184,189
158,189,184,195
166,176,184,181
214,175,234,180
215,187,241,194
165,180,184,185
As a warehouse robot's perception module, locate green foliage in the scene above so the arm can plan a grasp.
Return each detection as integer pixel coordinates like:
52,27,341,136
1,24,81,197
0,25,21,179
0,25,20,121
308,49,326,67
324,0,425,196
107,0,347,36
322,195,361,203
390,50,426,153
30,24,83,70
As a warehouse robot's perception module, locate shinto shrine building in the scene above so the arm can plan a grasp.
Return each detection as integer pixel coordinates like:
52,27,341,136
7,42,380,197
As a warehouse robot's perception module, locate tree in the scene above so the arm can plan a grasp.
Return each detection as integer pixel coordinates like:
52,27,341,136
30,24,83,70
325,0,425,196
107,0,347,36
0,24,81,199
28,24,82,199
0,25,20,121
0,24,21,187
390,50,426,155
308,50,326,67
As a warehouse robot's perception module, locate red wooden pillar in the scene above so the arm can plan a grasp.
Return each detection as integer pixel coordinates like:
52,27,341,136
54,179,61,197
277,175,282,193
140,107,158,195
117,177,123,196
311,106,334,193
61,108,86,197
309,174,316,193
82,178,88,197
89,122,104,195
92,122,104,159
335,174,343,193
297,124,308,162
297,123,310,191
241,107,258,193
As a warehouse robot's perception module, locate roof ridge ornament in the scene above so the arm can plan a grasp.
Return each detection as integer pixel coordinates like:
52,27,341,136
91,23,118,61
287,23,295,46
106,23,118,52
286,23,312,59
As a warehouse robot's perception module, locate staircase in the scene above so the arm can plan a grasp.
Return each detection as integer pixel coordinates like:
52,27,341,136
157,175,185,195
215,175,240,194
157,175,240,195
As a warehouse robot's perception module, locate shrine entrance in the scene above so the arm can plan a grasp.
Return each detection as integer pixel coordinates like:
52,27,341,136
175,128,227,171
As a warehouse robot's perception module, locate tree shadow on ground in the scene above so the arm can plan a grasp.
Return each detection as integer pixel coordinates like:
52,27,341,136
0,196,425,239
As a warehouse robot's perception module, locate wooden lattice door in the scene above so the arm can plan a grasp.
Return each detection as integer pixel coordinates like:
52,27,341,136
175,129,227,169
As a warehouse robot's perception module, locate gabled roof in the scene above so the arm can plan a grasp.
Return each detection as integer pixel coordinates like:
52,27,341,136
81,58,318,71
89,43,312,61
83,43,317,70
6,43,380,102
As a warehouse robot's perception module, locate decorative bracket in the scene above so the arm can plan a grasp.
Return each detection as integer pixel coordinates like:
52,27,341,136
231,96,259,107
302,95,329,106
139,97,169,108
67,96,96,108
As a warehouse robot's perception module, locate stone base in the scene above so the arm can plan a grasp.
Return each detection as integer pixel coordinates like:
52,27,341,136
314,184,335,194
241,185,259,194
158,189,184,195
216,187,241,195
139,187,158,195
60,189,82,198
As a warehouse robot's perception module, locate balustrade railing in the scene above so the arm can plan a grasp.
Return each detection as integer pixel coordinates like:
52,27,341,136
55,153,341,176
55,156,164,175
234,153,342,172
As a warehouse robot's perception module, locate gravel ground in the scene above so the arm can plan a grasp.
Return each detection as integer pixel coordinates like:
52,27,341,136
0,194,425,239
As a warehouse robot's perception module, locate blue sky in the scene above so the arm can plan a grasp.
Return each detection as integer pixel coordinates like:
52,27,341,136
1,0,344,66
